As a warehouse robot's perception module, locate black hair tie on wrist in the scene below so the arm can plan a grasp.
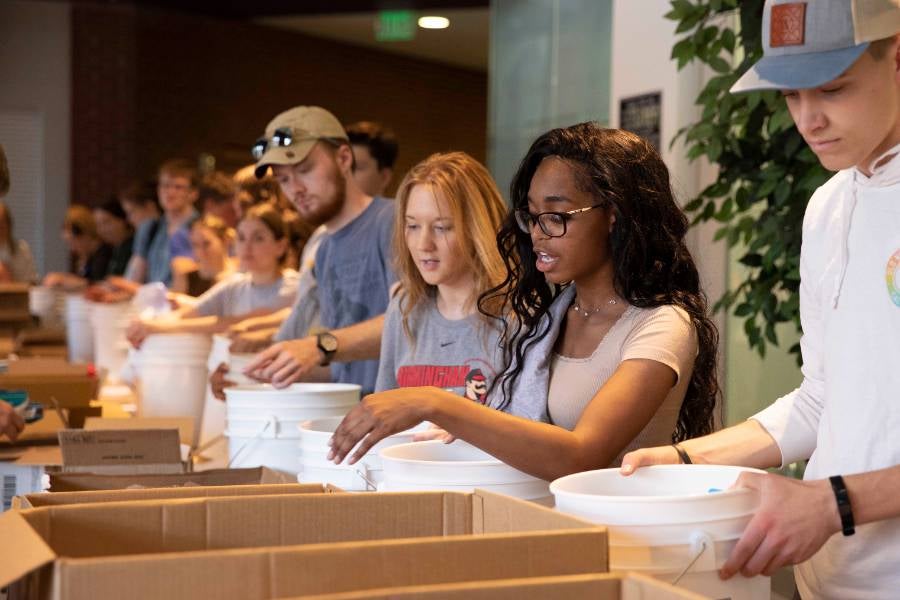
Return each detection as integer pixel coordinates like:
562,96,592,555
829,475,856,536
672,443,693,465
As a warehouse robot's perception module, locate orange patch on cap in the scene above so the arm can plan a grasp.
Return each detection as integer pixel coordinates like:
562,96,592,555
771,3,806,47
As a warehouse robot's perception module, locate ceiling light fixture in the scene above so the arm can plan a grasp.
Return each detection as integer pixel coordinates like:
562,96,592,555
418,16,450,30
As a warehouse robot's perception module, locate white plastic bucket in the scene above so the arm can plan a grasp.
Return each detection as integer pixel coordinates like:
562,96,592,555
224,383,360,475
135,333,213,447
227,352,258,385
378,440,550,500
550,465,769,600
30,286,65,328
64,294,94,363
89,301,136,382
298,417,428,491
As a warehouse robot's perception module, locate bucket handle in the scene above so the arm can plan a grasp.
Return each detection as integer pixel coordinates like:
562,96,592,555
354,466,378,492
227,417,276,468
671,531,715,586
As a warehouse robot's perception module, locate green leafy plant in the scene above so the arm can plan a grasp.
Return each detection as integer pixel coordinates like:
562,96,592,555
666,0,830,361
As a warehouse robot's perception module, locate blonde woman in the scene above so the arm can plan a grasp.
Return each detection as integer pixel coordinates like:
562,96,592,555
374,151,507,401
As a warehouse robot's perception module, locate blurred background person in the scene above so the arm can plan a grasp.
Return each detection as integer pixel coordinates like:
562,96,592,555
170,214,236,297
43,205,110,291
0,144,38,283
346,121,398,198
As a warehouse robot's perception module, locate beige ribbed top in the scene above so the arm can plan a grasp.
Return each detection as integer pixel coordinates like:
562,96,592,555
547,304,697,466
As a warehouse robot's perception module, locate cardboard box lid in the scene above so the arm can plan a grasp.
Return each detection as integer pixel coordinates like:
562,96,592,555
294,573,710,600
48,466,294,492
0,490,604,589
14,482,340,509
57,428,183,474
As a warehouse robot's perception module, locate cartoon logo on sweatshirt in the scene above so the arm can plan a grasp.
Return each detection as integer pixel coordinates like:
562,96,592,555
888,249,900,307
396,360,494,404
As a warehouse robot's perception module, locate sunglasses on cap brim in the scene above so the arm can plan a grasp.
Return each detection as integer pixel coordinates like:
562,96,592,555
251,127,298,161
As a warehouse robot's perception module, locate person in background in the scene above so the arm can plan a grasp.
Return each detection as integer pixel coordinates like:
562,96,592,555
126,159,199,286
43,205,110,290
346,121,399,198
170,214,236,297
0,145,38,284
199,171,239,228
126,203,299,347
92,198,133,278
119,180,160,231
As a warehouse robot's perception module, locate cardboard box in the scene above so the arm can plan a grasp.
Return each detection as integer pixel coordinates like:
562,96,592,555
14,482,340,509
0,490,608,600
15,327,67,358
57,428,185,475
47,465,295,492
0,358,97,408
0,283,32,327
296,573,709,600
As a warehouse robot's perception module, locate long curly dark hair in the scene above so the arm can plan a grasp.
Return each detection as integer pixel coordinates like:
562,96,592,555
479,123,720,442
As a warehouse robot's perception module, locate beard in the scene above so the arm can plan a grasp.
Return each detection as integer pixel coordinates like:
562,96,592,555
296,166,347,227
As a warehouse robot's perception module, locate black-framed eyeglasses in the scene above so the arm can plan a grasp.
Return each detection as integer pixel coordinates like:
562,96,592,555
515,204,606,238
251,127,296,160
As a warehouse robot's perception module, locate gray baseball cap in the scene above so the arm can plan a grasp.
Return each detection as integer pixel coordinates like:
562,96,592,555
732,0,900,94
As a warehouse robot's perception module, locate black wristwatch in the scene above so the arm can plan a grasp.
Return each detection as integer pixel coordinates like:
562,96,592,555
829,475,856,536
315,331,338,366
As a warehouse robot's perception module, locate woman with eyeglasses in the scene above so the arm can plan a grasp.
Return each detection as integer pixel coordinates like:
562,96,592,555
126,203,299,348
328,123,719,482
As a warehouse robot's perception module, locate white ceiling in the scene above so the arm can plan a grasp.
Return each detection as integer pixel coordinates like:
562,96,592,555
256,7,489,72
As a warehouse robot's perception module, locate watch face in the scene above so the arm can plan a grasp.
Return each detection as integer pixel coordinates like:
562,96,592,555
319,333,338,352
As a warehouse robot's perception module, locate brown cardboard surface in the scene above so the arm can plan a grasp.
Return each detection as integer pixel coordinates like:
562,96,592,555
57,429,183,475
50,531,607,600
0,358,97,408
84,417,195,448
47,466,294,492
14,483,337,509
296,573,709,600
0,490,607,597
0,444,62,467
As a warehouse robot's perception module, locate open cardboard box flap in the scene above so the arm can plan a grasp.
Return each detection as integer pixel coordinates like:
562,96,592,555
0,489,605,592
47,465,295,492
57,428,184,475
14,482,341,509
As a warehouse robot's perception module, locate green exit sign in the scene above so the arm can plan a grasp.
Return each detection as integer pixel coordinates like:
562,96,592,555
376,10,416,41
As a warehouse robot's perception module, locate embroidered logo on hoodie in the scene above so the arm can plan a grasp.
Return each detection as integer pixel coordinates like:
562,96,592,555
888,249,900,307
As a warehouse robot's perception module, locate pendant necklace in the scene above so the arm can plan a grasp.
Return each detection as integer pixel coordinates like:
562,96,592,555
571,295,617,318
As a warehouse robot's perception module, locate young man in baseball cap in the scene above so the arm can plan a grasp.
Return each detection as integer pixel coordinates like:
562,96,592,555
622,1,900,597
244,106,396,395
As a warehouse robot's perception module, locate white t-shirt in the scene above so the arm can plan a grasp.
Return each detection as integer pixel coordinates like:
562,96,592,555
753,159,900,599
547,304,697,466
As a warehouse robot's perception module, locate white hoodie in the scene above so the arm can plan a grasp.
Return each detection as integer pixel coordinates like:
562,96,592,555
753,147,900,599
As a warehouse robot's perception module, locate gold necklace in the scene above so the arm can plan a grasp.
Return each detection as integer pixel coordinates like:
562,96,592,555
571,295,617,317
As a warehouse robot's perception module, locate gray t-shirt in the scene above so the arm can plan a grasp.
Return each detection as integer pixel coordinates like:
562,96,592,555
134,213,197,285
315,197,396,394
375,293,502,406
192,270,299,318
274,227,325,342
